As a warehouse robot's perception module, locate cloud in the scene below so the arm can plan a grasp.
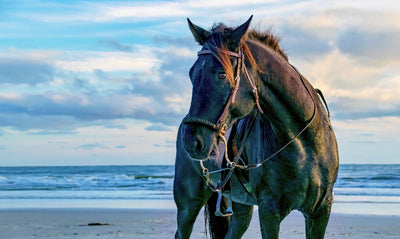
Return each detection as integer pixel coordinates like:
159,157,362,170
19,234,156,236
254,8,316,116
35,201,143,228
153,35,197,49
27,130,78,135
11,1,192,23
0,92,152,120
331,98,400,120
145,123,173,132
1,0,399,133
99,2,193,20
294,48,400,121
333,116,400,143
128,45,194,125
266,7,400,63
0,54,191,129
55,50,159,73
0,58,54,85
153,138,175,148
295,49,386,90
277,24,333,58
337,28,400,64
0,113,78,131
77,142,108,150
1,0,400,166
8,0,298,24
98,39,133,52
271,6,400,123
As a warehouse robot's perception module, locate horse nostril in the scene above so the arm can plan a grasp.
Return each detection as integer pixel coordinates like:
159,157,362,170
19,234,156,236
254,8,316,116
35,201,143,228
182,124,209,158
193,136,204,152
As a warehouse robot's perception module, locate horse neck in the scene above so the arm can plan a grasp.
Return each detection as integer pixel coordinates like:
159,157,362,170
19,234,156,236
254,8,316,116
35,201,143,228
247,41,317,142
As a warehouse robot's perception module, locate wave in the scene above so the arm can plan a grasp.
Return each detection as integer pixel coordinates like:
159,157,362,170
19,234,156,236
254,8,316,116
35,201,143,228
334,195,400,204
1,164,399,201
132,175,174,180
334,187,400,197
340,175,400,182
0,190,173,200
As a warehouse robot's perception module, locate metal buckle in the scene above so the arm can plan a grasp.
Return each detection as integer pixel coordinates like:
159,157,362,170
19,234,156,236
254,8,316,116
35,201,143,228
219,123,228,136
215,189,233,217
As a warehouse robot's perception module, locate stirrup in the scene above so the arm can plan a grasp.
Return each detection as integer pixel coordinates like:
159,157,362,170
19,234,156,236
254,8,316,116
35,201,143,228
215,189,233,217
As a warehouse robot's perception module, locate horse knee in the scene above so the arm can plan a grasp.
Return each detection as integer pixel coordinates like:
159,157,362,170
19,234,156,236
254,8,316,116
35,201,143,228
257,200,282,239
257,199,282,221
226,203,253,238
304,203,332,239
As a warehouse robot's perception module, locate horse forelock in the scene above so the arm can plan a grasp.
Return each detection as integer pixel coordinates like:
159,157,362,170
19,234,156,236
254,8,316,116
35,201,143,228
201,23,288,88
201,24,236,86
203,23,256,86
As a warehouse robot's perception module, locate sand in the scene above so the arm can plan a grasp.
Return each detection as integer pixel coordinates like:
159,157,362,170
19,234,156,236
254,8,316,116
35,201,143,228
0,208,399,239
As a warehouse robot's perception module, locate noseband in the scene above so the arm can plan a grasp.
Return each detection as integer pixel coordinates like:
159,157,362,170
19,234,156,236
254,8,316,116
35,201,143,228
183,48,264,137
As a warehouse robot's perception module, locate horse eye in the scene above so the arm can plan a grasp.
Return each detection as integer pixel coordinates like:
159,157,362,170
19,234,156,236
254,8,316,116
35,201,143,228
218,73,227,79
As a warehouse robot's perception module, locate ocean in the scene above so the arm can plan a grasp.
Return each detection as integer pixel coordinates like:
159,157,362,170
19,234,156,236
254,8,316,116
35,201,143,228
0,164,399,215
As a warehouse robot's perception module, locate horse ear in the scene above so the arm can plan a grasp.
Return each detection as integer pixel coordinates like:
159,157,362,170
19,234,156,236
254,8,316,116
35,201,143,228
187,18,209,45
231,15,253,47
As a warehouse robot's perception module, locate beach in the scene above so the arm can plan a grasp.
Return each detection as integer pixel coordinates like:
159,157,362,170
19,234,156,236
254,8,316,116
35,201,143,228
1,165,399,238
1,207,399,239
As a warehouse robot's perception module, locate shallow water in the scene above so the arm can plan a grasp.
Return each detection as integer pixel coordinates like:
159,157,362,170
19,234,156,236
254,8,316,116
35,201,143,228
0,164,399,215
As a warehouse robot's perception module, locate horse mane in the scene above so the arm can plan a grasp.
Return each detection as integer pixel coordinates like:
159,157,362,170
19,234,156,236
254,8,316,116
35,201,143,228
206,23,287,86
247,29,288,61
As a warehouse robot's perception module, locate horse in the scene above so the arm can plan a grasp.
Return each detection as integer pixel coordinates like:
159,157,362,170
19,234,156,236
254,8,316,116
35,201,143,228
175,16,339,239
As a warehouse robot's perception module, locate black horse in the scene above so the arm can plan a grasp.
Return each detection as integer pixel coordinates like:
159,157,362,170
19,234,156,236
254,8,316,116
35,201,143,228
174,16,339,239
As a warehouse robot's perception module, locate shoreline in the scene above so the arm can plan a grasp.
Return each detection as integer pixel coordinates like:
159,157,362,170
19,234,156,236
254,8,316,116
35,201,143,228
0,208,399,239
1,198,400,216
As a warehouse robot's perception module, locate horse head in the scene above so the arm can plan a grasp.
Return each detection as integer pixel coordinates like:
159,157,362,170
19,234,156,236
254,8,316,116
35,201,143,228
182,16,259,160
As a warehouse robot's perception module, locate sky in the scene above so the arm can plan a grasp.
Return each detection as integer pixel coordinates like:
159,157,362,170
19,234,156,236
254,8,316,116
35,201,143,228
0,0,399,166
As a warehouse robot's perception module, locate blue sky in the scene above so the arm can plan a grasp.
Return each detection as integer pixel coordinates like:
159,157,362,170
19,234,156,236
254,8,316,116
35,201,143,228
0,0,399,166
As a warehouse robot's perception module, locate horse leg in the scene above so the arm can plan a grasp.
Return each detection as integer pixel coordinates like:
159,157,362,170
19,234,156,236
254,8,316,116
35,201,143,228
175,197,208,239
225,202,253,239
202,192,229,238
174,165,211,238
304,198,333,239
257,200,281,239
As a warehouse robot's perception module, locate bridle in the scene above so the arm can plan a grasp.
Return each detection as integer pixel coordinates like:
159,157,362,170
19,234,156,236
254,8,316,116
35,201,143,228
183,45,319,177
183,47,264,138
182,47,264,201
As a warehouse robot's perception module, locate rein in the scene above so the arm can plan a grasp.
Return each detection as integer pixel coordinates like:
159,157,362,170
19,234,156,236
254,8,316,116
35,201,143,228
244,67,317,170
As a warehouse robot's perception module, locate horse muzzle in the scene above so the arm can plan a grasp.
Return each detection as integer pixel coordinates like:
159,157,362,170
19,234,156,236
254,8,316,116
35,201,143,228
182,123,218,160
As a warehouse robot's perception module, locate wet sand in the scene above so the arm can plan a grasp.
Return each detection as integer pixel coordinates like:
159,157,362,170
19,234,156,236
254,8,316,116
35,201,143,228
0,208,399,238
